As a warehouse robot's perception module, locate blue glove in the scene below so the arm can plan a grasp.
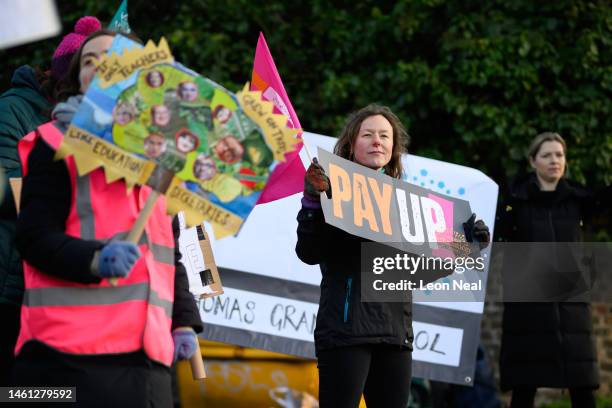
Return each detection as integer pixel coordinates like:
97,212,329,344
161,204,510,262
172,328,198,362
97,241,141,278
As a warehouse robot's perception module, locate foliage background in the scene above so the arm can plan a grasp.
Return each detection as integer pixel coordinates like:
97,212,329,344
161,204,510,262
1,0,610,228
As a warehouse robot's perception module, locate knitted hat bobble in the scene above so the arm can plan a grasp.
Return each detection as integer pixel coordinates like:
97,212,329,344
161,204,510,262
51,16,102,81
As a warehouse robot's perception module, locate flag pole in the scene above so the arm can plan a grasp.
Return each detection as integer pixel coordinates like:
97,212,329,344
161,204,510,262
302,140,313,163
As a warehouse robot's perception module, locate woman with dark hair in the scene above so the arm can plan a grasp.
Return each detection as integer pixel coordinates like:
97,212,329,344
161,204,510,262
296,104,490,407
0,16,101,386
12,29,202,407
177,81,199,102
146,70,164,88
332,105,406,179
212,105,232,124
175,129,199,153
497,132,603,408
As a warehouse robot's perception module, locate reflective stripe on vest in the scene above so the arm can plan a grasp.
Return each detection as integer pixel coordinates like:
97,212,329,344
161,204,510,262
75,174,96,239
23,283,173,317
99,231,174,266
73,174,174,266
16,123,176,367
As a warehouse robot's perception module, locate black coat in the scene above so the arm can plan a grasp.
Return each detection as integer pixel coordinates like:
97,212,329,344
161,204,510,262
295,204,413,355
497,174,600,390
0,65,52,306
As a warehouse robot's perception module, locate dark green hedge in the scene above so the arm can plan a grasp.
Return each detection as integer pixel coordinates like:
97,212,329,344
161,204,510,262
2,0,610,191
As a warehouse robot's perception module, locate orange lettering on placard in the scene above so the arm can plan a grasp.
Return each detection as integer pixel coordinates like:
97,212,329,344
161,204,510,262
329,163,351,219
368,177,393,235
353,173,379,232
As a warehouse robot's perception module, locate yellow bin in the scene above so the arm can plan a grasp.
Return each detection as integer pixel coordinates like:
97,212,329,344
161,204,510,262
177,339,320,407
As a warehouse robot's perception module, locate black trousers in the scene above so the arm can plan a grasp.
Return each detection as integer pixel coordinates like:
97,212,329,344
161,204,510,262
510,387,596,408
0,303,21,386
11,342,173,408
317,344,412,408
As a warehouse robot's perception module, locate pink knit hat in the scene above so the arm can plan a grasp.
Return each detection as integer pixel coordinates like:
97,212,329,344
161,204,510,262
51,16,102,80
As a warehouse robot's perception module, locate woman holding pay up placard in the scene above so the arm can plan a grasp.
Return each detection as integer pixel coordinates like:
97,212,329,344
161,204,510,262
295,104,490,408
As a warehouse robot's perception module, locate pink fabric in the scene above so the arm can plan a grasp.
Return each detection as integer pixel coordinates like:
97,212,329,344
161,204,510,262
51,16,101,80
251,32,306,204
428,193,455,258
52,16,101,59
17,303,147,357
18,123,63,177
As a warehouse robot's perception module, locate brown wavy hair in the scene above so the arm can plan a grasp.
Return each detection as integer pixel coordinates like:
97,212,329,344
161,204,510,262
334,104,409,179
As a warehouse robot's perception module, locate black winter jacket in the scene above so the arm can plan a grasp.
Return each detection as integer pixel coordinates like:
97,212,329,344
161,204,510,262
0,66,52,305
497,174,600,390
296,204,413,355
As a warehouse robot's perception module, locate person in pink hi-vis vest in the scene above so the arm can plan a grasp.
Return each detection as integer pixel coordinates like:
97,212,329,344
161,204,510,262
0,15,101,386
11,28,202,407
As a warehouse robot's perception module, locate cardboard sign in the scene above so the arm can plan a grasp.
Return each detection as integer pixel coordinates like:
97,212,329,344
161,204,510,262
57,35,300,238
178,212,224,298
196,227,224,298
318,148,474,257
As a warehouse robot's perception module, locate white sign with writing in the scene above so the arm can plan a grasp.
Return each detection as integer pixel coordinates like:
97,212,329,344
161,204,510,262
199,288,318,342
177,212,213,296
411,321,464,367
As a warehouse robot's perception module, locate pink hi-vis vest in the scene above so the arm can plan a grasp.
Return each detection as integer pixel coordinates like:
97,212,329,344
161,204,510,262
16,122,176,367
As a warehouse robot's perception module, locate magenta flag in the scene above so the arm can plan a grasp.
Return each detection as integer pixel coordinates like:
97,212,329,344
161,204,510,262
251,32,305,204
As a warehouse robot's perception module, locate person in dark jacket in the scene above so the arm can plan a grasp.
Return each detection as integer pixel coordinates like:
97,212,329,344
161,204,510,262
0,65,53,386
11,29,202,408
497,132,603,408
0,15,103,385
296,104,490,408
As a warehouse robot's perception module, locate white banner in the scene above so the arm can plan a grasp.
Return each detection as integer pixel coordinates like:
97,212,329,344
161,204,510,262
412,321,464,367
198,287,318,342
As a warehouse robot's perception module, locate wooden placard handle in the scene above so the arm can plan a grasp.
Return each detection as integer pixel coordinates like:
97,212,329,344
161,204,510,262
190,346,206,380
127,190,161,243
109,190,160,286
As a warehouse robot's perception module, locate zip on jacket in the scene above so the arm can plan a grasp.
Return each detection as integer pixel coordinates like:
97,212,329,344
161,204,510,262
343,277,352,323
